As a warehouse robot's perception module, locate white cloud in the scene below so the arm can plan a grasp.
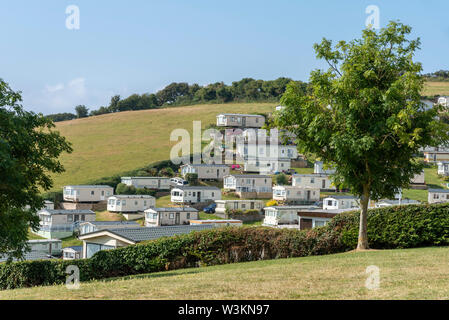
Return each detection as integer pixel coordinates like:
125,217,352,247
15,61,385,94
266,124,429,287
36,77,90,113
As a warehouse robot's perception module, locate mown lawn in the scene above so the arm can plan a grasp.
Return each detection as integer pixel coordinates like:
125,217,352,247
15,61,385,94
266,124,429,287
51,103,276,191
2,246,449,300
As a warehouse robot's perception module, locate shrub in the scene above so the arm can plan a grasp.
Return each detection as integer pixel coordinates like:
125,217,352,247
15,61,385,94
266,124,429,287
265,200,278,207
2,203,449,290
276,173,288,185
115,183,136,195
185,173,198,184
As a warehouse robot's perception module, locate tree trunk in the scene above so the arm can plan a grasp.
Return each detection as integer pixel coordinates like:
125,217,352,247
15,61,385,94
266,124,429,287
357,186,370,250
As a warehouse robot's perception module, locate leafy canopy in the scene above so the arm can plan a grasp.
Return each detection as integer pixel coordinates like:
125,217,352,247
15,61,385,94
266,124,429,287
278,21,449,201
0,79,72,260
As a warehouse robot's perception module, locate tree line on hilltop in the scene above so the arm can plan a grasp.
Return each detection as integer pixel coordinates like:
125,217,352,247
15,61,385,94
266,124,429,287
46,77,308,122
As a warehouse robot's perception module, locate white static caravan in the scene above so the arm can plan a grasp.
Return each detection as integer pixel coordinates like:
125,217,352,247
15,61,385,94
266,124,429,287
62,246,82,260
272,185,320,204
424,151,449,163
236,143,298,161
180,164,230,180
438,162,449,176
243,157,292,174
223,174,273,198
216,113,265,128
63,185,114,203
107,195,155,213
78,221,140,235
263,205,315,226
35,209,96,239
375,199,420,208
428,189,449,204
120,177,171,190
314,161,336,174
292,174,336,191
323,196,359,210
214,200,265,215
437,96,449,107
190,219,243,228
171,186,221,204
145,207,199,227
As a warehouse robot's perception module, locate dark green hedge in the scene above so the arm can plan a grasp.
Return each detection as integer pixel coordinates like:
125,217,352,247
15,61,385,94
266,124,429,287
1,203,449,290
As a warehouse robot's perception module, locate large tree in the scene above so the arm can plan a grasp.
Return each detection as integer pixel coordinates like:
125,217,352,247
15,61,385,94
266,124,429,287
277,22,449,249
0,79,72,260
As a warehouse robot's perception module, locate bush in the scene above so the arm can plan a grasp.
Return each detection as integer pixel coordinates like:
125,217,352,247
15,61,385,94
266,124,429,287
2,203,449,290
265,200,278,207
115,183,137,195
276,173,288,185
337,203,449,249
185,173,198,184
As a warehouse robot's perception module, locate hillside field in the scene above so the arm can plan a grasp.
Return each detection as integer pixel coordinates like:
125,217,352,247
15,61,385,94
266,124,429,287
51,103,276,191
2,246,449,300
423,81,449,96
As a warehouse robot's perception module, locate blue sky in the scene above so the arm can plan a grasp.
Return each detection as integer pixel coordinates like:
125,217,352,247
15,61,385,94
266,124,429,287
1,0,448,114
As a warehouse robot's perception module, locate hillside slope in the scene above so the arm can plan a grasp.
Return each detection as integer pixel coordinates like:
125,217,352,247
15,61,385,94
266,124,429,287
51,103,276,190
2,246,449,299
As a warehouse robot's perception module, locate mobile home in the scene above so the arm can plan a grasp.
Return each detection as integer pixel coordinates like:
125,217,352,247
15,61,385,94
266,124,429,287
145,207,199,227
171,186,221,204
34,209,96,239
216,113,265,128
292,174,336,191
214,199,265,214
428,189,449,204
272,185,320,204
323,196,359,210
180,164,230,180
120,177,171,190
63,185,113,203
223,174,272,198
107,195,156,213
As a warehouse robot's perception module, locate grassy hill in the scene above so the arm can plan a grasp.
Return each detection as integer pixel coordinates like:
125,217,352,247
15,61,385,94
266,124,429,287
423,81,449,96
2,246,448,300
51,103,276,191
48,80,449,192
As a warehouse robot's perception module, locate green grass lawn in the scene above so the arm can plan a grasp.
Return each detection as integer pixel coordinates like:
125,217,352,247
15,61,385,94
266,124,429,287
2,246,449,300
51,103,276,191
27,230,45,240
61,235,82,248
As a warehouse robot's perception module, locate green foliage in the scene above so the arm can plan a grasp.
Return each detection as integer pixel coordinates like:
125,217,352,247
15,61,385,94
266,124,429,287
2,203,449,290
115,183,136,195
46,78,306,122
0,79,72,260
278,21,449,201
74,105,89,118
275,173,288,185
185,173,198,184
337,203,449,249
45,113,76,122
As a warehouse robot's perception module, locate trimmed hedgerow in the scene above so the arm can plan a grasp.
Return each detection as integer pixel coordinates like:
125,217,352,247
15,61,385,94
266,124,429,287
1,203,449,290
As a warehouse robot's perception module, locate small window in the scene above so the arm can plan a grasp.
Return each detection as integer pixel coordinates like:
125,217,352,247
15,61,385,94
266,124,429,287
91,191,95,195
169,213,174,219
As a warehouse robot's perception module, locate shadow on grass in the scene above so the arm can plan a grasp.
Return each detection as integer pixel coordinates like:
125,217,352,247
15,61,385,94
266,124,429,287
99,267,205,283
427,184,445,189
